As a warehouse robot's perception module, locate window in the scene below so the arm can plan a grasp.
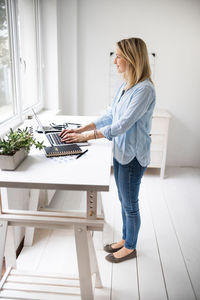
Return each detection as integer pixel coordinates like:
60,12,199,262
0,0,16,123
0,0,43,131
18,0,42,111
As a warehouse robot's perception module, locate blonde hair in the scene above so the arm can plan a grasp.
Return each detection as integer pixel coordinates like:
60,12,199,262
117,38,153,90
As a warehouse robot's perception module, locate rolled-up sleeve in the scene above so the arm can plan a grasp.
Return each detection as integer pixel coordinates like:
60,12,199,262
93,107,113,140
99,86,154,140
99,125,113,141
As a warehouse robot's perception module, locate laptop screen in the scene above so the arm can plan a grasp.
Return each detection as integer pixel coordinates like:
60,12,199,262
32,109,46,135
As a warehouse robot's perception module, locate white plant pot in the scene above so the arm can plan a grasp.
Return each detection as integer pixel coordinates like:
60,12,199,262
0,149,28,170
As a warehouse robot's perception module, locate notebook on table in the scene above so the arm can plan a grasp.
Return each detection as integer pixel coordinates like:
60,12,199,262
44,144,82,157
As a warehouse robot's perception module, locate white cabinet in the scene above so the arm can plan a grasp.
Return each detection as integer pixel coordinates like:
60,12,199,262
149,108,171,178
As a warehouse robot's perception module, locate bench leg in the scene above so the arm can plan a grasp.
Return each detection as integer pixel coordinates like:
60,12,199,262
0,220,8,276
74,224,94,300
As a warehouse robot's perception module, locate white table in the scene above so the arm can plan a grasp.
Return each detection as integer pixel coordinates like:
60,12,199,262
0,115,112,300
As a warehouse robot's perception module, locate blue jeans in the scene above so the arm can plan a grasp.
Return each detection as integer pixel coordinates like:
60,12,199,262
113,157,147,249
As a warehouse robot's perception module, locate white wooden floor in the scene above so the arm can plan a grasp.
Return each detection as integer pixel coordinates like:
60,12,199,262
16,167,200,300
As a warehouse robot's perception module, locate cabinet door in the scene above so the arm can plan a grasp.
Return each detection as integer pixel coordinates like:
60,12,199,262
151,135,165,152
151,117,169,134
149,151,163,168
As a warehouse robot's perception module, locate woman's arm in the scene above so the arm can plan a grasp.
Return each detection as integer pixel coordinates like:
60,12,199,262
77,122,96,133
59,123,105,143
60,122,96,135
62,130,105,143
100,86,155,140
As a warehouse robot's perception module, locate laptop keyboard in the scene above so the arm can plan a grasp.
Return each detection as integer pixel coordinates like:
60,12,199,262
47,132,88,147
48,133,64,145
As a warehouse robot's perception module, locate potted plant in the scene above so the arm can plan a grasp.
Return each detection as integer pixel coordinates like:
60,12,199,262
0,127,44,170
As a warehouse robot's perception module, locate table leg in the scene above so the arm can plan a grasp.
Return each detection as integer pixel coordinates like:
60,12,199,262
88,231,102,288
4,226,16,269
0,220,8,276
24,189,40,246
87,191,97,219
0,188,9,209
74,224,94,300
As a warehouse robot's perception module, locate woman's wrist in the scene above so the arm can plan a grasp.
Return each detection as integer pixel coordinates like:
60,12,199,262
93,130,97,139
76,127,84,134
78,122,96,134
83,129,104,141
82,130,96,141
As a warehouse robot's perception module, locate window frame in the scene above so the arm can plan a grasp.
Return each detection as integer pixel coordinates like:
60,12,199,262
0,0,44,136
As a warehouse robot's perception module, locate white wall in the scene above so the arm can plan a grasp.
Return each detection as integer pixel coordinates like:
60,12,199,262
40,0,60,111
57,0,78,115
46,0,200,167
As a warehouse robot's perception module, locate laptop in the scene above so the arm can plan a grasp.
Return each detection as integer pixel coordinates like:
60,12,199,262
32,109,88,147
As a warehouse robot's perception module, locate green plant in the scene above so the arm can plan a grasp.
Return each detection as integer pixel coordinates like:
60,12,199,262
0,127,44,156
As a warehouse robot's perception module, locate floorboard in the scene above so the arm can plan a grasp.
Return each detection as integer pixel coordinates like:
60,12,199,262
145,174,196,300
137,182,167,300
12,167,200,299
161,168,200,299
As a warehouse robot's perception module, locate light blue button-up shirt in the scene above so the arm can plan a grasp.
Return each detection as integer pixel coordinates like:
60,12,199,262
94,79,156,167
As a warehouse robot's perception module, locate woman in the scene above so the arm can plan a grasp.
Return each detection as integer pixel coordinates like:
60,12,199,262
60,37,156,263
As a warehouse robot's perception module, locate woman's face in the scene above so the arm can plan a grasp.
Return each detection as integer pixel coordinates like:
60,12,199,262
114,47,127,73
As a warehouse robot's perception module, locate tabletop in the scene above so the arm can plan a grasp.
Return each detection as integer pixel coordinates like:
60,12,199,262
0,115,113,191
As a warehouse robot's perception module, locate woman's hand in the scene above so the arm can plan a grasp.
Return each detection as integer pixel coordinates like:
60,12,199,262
59,128,81,137
59,122,96,141
59,127,104,143
60,130,87,143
